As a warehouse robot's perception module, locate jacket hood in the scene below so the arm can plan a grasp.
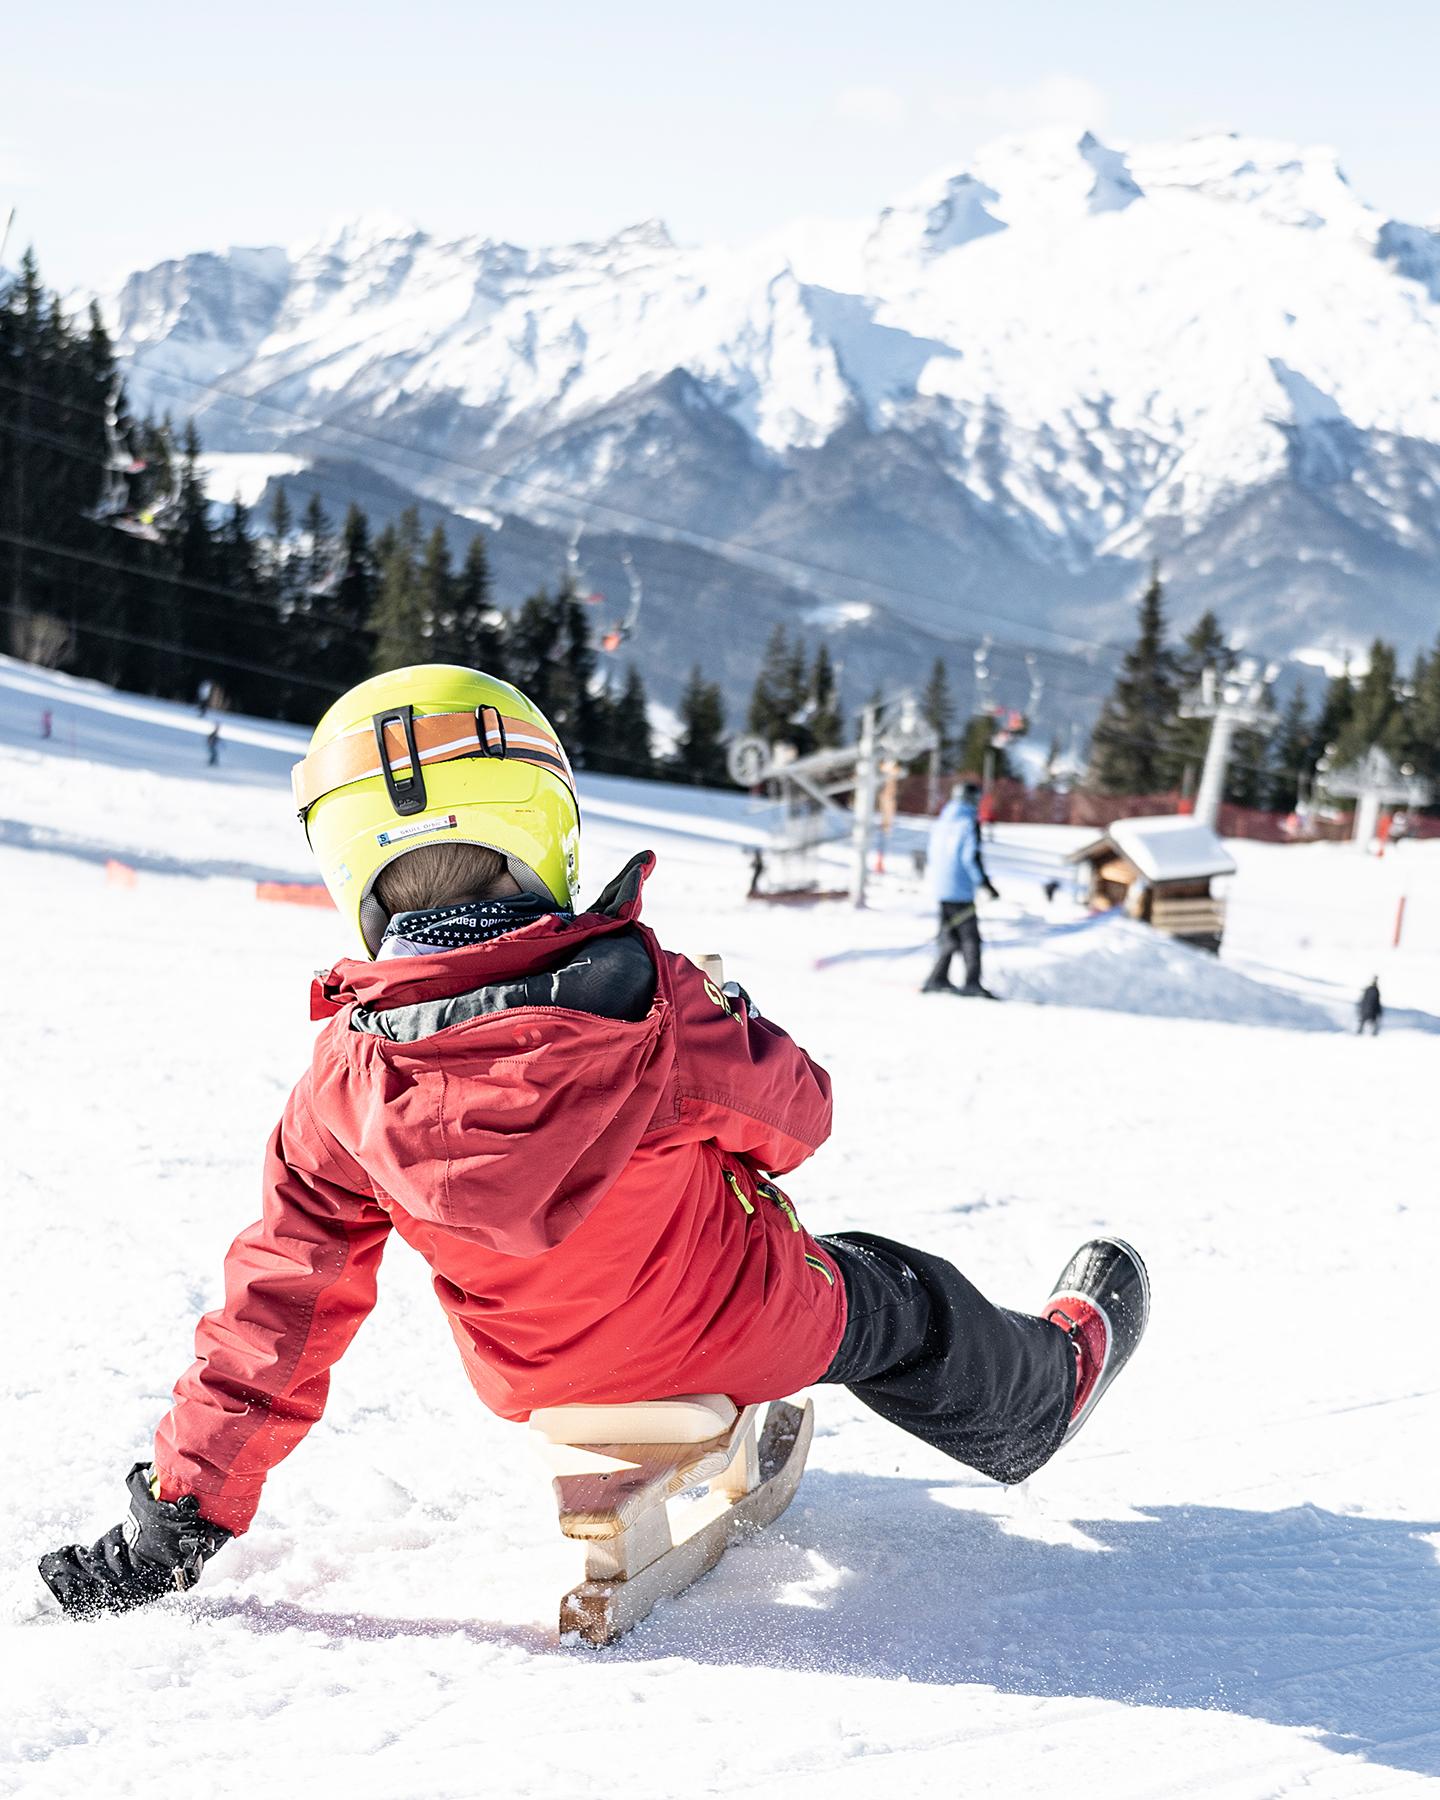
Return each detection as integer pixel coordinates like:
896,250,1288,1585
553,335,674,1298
306,852,673,1257
312,851,655,1019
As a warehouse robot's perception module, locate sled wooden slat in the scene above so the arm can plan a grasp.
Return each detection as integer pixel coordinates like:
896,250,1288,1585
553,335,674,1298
557,1398,814,1646
552,1404,761,1539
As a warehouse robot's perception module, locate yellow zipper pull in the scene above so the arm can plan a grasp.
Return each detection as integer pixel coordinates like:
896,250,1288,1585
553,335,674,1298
724,1170,756,1215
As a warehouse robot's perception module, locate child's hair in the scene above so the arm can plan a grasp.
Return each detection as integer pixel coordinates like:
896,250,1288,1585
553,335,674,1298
374,842,512,916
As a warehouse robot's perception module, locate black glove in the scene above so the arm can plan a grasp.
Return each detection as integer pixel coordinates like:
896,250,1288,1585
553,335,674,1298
984,882,1000,901
38,1463,231,1619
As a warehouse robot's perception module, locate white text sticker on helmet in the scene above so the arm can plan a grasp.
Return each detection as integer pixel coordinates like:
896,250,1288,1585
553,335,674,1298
377,813,459,848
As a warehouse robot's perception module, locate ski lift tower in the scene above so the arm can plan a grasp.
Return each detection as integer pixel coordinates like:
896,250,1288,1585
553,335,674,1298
726,690,936,907
1179,659,1279,829
852,691,937,908
1317,746,1431,847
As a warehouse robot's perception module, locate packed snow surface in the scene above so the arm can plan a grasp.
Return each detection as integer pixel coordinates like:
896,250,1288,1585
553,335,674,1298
4,661,1440,1798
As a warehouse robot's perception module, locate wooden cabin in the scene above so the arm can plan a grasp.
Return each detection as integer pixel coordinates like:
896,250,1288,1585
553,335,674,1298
1067,816,1236,953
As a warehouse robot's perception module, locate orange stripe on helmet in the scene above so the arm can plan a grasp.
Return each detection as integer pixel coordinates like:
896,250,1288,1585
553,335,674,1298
292,708,575,816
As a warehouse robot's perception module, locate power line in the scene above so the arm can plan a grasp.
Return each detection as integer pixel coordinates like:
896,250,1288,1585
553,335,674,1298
0,598,341,698
1,381,1122,715
0,524,377,649
5,336,1133,686
117,351,1133,667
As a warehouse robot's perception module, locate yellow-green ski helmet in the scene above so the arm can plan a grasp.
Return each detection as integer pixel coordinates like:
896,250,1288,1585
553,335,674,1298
293,664,580,956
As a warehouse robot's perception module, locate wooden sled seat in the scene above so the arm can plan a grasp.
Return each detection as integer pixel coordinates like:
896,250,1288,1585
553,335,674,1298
529,1393,737,1446
528,1394,815,1645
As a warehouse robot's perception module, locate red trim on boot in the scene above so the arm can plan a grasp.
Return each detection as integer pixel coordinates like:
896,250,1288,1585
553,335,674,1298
1046,1295,1112,1422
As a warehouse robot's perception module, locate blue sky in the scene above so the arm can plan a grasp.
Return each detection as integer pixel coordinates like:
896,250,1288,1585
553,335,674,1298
6,0,1439,289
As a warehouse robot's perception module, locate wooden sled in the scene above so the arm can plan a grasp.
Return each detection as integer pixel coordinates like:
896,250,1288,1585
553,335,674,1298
529,1394,815,1645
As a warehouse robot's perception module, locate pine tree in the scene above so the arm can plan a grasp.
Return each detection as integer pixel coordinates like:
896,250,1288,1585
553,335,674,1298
557,582,602,764
330,503,378,694
437,531,505,676
1313,666,1355,763
957,712,1013,782
748,624,807,747
205,497,271,715
1403,637,1440,783
782,634,812,754
1171,610,1232,788
674,665,729,786
1334,640,1404,766
417,524,454,655
1265,682,1312,811
162,421,216,701
508,588,563,715
1086,566,1180,794
921,657,955,762
596,665,654,778
810,642,842,749
299,493,334,593
369,506,428,672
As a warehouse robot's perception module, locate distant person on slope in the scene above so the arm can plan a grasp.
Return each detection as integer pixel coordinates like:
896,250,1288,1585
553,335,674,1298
37,665,1147,1618
1358,977,1383,1036
922,779,1001,998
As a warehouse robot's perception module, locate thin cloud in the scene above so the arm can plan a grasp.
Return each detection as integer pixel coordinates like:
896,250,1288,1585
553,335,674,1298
935,73,1107,135
834,86,907,129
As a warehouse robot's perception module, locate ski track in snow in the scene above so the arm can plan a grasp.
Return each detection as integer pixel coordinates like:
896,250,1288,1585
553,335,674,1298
3,661,1439,1799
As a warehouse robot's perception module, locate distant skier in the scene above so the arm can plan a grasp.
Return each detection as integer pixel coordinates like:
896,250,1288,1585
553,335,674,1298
747,845,765,898
1357,977,1383,1036
38,665,1147,1618
40,709,52,741
206,724,220,767
922,779,1001,998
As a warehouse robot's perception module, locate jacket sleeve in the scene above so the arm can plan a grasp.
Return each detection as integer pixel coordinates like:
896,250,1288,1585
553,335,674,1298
960,814,986,892
152,1076,391,1536
662,948,833,1175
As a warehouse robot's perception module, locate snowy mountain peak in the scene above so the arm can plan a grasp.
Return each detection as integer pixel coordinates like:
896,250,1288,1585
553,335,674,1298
866,171,1007,268
1077,131,1144,214
603,218,676,253
305,211,427,258
101,125,1440,674
1128,133,1366,232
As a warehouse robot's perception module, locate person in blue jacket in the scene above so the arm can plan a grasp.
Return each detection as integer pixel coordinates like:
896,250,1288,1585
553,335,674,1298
922,780,1001,998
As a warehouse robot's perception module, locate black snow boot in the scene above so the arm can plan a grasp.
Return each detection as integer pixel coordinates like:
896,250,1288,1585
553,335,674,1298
1043,1238,1149,1445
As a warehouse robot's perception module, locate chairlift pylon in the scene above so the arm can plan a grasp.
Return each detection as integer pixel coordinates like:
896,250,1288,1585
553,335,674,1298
86,383,176,540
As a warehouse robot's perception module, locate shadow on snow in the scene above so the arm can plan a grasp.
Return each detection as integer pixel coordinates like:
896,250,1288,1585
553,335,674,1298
204,1481,1440,1781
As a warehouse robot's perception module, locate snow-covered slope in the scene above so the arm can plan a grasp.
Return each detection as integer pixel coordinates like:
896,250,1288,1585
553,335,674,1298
5,662,1440,1797
104,128,1440,677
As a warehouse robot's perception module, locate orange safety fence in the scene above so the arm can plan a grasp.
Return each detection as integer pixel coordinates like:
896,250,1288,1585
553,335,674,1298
255,881,335,908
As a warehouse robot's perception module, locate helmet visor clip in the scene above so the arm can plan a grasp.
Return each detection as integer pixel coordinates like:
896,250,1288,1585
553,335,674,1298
372,706,428,816
477,704,508,758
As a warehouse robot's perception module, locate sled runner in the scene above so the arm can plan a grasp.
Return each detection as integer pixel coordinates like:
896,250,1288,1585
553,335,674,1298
529,1394,815,1645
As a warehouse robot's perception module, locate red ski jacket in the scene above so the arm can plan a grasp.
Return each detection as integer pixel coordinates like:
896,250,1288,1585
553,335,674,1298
154,853,845,1534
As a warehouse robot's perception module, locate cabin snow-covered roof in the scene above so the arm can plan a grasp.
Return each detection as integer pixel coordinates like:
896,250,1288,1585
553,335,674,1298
1067,815,1237,883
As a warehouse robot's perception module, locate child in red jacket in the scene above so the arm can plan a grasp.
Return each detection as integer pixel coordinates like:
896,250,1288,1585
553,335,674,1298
40,665,1147,1616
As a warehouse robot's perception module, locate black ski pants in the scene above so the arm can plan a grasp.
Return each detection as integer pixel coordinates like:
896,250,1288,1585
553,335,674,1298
817,1231,1074,1483
926,901,982,989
